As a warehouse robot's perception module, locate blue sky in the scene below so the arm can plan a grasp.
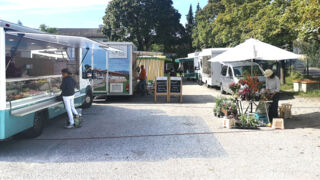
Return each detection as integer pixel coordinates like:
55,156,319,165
0,0,207,29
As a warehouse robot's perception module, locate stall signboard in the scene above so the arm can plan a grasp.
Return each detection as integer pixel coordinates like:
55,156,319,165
156,77,168,93
154,77,168,103
170,77,182,93
168,77,182,103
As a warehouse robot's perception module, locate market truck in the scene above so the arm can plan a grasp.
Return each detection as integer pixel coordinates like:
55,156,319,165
198,48,231,87
0,24,115,140
89,42,136,96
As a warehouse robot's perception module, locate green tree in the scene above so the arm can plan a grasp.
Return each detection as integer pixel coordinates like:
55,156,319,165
193,0,320,49
102,0,184,52
193,0,225,49
192,3,202,50
39,24,57,34
185,4,194,52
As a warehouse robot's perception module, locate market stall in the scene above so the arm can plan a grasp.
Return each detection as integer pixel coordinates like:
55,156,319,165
175,57,199,80
136,56,171,81
212,38,301,129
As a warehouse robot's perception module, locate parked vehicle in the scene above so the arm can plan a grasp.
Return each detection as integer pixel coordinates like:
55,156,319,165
87,42,136,97
210,61,223,87
285,59,306,74
0,20,115,140
219,62,266,94
198,48,231,87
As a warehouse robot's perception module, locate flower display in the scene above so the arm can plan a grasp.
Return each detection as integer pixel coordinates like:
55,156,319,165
214,97,237,118
229,82,241,94
229,74,263,101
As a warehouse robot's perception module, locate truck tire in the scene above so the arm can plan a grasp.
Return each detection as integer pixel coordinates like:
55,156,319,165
24,110,47,138
82,88,93,109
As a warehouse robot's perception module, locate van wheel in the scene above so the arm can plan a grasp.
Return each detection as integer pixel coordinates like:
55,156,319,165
220,84,225,94
24,111,47,138
82,89,93,108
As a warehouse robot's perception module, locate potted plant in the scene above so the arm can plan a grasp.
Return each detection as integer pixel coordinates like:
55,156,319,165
235,114,259,129
214,97,237,118
214,97,224,117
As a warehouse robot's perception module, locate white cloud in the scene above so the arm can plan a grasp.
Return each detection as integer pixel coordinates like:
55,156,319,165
0,0,111,11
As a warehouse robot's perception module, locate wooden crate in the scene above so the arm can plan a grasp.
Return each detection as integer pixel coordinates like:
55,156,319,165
272,118,284,129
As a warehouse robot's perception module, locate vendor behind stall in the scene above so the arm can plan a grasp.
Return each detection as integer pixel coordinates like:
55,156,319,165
264,69,280,122
137,65,147,96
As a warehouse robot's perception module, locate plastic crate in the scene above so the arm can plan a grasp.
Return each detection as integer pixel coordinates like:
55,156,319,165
255,113,269,124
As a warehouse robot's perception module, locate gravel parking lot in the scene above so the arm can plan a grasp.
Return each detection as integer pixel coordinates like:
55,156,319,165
0,81,320,180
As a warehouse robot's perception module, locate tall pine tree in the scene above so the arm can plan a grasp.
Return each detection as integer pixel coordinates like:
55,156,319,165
193,3,202,50
185,4,194,52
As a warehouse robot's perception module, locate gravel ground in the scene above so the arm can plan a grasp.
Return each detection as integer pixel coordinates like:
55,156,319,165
0,81,319,180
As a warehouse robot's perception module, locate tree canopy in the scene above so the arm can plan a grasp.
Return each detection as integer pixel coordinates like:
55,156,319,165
39,24,57,34
193,0,320,51
185,5,194,51
101,0,319,65
102,0,185,53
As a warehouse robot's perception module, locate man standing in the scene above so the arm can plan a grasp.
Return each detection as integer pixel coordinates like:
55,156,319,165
60,68,80,128
137,65,147,96
265,69,281,122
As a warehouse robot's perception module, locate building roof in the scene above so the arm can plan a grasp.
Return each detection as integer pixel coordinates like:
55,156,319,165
56,28,137,48
56,28,105,38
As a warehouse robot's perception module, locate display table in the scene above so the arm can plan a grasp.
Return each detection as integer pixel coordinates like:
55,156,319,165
235,99,272,124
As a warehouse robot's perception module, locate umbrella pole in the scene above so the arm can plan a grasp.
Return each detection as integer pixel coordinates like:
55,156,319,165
251,59,253,76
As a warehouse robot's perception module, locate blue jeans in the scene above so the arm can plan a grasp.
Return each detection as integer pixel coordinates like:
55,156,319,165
138,79,146,95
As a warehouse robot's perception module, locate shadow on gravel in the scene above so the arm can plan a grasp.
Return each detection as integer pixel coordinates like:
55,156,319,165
285,112,320,129
279,92,296,100
97,94,216,104
0,105,226,163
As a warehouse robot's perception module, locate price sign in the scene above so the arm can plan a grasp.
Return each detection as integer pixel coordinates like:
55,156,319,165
156,77,168,93
154,77,168,103
170,77,181,93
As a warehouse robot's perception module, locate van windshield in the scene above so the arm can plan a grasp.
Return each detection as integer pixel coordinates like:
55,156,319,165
233,65,263,77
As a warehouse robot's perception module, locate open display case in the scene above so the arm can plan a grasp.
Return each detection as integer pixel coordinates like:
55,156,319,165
6,75,63,107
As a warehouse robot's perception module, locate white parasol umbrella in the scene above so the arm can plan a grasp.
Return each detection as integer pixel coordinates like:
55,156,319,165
209,38,301,62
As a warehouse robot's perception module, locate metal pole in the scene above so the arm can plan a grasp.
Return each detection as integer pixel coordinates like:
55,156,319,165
106,50,109,94
251,59,253,76
0,27,6,110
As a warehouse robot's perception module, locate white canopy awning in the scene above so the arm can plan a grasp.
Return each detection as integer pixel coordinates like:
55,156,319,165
6,31,121,52
209,38,302,62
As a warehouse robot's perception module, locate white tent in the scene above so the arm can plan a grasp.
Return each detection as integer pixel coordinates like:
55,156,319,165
209,38,301,62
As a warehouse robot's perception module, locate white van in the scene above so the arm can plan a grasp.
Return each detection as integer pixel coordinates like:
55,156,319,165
198,48,231,86
215,62,265,94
